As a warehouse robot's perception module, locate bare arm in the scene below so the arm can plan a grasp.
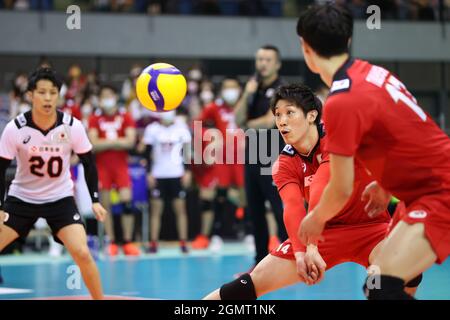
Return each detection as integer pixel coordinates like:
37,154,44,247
88,127,136,152
299,154,355,245
234,78,258,127
246,109,275,129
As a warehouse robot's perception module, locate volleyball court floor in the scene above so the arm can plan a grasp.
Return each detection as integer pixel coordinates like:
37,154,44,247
0,243,449,300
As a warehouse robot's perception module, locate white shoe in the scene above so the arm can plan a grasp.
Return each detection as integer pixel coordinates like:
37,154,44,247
244,234,255,252
209,235,223,253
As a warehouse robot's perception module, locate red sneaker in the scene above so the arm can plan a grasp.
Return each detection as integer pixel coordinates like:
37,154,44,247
148,241,158,254
191,234,209,249
107,243,119,256
123,242,141,256
180,240,189,254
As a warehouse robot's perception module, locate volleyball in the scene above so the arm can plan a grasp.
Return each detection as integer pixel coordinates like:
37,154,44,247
136,63,187,112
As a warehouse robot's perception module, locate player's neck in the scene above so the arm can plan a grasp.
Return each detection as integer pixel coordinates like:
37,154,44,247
293,125,319,157
318,53,349,87
31,109,57,131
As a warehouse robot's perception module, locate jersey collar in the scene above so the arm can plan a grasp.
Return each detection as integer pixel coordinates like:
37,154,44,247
25,110,64,136
332,57,355,82
297,124,325,163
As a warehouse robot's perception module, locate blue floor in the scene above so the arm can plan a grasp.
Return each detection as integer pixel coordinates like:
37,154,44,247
0,244,449,300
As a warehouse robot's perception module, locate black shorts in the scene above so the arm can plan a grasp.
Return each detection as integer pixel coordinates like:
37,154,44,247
3,196,84,244
151,178,186,200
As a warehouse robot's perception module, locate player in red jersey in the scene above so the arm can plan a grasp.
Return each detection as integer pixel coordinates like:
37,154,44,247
88,85,140,256
192,78,246,250
203,84,424,300
296,4,450,300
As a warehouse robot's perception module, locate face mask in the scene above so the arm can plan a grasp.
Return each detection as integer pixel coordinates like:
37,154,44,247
221,88,240,105
82,104,93,117
101,98,116,110
200,90,214,104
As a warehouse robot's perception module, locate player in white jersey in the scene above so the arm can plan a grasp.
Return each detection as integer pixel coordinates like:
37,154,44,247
0,67,107,299
140,111,192,253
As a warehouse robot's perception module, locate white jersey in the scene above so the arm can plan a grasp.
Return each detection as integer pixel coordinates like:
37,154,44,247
143,121,191,179
0,111,92,204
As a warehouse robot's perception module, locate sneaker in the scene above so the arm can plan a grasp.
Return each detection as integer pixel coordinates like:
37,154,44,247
107,243,119,256
148,241,158,254
209,235,223,253
243,234,255,252
180,240,189,254
235,207,244,220
268,235,280,252
191,234,209,249
123,242,141,256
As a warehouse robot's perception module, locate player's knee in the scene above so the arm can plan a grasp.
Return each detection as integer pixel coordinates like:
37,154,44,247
201,200,213,212
72,246,93,264
363,275,415,300
216,188,227,202
219,273,257,300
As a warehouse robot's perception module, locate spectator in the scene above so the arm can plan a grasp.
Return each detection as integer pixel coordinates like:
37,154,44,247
88,84,141,256
140,111,192,253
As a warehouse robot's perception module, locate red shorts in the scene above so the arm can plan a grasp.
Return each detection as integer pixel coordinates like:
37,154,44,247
215,163,244,188
271,222,389,269
97,163,131,191
389,193,450,264
193,165,218,189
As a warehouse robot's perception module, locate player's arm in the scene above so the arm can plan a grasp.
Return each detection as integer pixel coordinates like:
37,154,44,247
114,126,137,150
0,157,11,211
279,183,307,253
234,78,258,127
299,154,355,245
246,109,276,129
88,127,118,152
77,151,100,204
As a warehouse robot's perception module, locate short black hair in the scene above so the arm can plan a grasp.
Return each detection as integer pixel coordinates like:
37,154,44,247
99,84,118,95
270,83,322,126
259,44,281,61
296,3,353,58
27,67,62,92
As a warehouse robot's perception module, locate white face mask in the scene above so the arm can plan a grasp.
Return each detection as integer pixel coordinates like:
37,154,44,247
221,88,240,105
200,90,214,104
101,97,116,110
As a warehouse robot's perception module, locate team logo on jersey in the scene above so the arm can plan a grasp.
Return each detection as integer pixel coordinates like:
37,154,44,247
304,175,314,187
265,88,275,98
22,135,31,144
330,79,350,93
408,210,427,219
282,144,295,156
302,163,307,173
73,214,81,221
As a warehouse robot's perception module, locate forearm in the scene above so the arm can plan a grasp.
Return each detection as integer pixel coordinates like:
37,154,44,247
77,151,100,203
312,180,352,224
280,184,307,252
247,115,274,129
0,158,11,209
234,93,250,127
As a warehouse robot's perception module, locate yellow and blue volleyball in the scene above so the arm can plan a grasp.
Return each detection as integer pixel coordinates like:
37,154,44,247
136,63,187,112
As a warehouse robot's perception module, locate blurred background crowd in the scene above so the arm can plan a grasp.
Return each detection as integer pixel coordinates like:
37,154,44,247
1,0,449,20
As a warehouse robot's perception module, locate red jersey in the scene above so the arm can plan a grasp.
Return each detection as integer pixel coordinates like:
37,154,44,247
197,99,244,163
324,59,450,205
88,108,135,167
273,133,388,228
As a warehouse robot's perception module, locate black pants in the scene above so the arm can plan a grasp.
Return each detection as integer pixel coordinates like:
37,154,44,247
245,164,287,264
